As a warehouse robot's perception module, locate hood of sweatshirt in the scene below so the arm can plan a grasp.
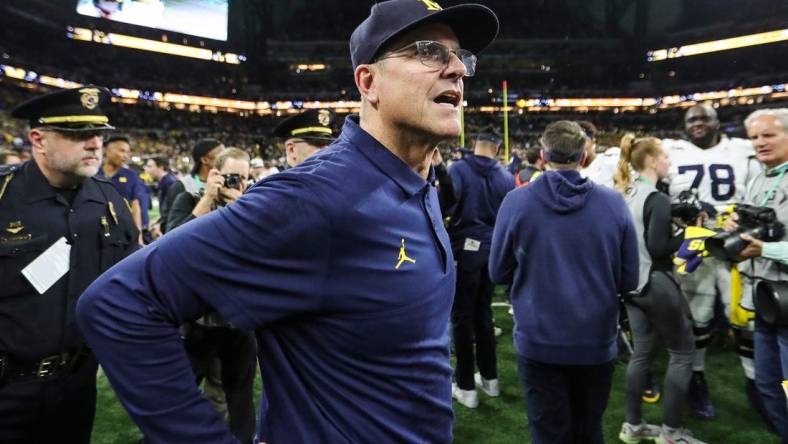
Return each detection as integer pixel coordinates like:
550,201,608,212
536,169,594,214
464,154,500,177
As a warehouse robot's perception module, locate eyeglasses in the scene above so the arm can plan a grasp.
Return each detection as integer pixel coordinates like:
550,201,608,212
375,40,477,77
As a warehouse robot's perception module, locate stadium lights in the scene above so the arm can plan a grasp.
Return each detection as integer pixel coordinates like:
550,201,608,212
66,26,245,65
648,28,788,61
2,62,788,114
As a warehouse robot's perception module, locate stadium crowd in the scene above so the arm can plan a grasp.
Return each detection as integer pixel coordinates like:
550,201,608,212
4,1,788,444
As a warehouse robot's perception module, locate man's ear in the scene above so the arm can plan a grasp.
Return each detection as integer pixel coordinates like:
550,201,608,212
355,64,379,106
578,151,587,167
28,129,46,155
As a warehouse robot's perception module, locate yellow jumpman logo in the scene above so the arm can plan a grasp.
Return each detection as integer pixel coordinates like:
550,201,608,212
396,238,416,269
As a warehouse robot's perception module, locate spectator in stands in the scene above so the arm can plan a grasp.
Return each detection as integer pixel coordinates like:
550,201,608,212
448,126,514,408
273,109,336,168
0,149,21,165
168,148,256,443
144,156,176,238
490,120,639,444
76,1,499,442
161,138,223,233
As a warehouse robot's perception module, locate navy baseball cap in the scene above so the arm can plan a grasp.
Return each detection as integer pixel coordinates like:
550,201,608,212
350,0,499,71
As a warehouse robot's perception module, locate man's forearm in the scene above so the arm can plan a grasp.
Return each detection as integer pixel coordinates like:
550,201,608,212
762,241,788,266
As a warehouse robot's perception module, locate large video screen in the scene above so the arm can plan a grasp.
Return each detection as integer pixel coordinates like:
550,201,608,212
76,0,229,41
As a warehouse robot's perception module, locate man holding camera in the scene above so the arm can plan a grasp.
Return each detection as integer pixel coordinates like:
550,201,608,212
167,147,256,443
725,108,788,441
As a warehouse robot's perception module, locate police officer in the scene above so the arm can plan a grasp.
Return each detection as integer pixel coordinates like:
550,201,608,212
76,1,499,443
273,108,336,168
0,86,138,443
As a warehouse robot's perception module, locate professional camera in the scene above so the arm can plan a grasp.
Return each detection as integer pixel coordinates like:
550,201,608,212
671,189,704,225
705,204,786,262
755,280,788,327
222,173,242,190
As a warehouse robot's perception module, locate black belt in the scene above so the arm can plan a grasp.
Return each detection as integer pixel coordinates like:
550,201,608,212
0,347,85,387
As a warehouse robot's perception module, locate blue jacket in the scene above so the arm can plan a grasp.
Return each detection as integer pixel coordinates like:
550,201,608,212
77,116,456,444
448,154,514,252
489,170,638,365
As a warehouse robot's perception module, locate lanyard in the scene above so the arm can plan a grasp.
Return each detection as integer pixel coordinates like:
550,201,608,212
635,176,654,186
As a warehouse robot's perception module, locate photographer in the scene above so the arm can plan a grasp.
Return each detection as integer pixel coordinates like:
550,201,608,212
167,147,256,443
725,108,788,442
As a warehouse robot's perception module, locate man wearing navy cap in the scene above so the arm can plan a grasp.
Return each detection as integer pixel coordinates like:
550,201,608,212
77,1,498,443
273,108,336,167
447,125,514,408
0,86,138,443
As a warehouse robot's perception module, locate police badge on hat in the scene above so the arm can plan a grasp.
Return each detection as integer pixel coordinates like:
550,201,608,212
80,88,101,110
318,109,331,127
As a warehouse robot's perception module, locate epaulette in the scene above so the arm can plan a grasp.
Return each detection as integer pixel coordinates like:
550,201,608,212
0,163,20,176
0,164,19,201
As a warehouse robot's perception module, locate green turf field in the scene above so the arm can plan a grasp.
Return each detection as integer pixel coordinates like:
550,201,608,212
91,303,778,444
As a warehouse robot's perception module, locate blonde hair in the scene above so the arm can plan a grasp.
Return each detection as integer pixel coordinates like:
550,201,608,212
613,134,663,192
213,147,250,170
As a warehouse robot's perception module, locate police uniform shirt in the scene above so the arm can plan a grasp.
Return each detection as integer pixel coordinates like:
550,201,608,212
77,115,456,443
0,160,138,361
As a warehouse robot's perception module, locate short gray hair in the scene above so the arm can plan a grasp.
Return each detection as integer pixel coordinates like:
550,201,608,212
744,108,788,132
540,120,588,162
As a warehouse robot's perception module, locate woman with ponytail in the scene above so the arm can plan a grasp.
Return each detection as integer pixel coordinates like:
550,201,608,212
616,135,707,444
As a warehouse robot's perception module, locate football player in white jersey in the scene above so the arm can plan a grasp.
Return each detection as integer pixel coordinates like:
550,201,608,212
579,120,621,188
662,104,763,420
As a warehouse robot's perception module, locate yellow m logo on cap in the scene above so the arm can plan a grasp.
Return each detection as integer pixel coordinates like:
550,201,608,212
418,0,442,11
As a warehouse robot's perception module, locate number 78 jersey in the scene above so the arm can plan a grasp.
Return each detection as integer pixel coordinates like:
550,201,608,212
662,136,761,208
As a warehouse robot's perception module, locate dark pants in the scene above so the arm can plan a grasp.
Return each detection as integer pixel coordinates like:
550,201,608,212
517,355,615,444
754,317,788,443
451,248,497,390
0,352,97,444
185,324,257,443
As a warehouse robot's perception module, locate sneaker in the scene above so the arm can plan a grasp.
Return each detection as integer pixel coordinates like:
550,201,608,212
494,326,503,337
642,377,661,404
687,371,715,419
452,383,479,408
618,422,660,444
658,426,707,444
474,372,500,397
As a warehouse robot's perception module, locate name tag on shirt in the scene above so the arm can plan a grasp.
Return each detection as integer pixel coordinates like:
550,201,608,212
464,238,481,252
22,237,71,295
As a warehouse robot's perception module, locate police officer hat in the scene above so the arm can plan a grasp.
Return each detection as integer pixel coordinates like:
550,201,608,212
11,86,115,132
272,109,336,142
350,0,499,70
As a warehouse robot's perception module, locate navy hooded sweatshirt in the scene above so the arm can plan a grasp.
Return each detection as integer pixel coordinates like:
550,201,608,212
447,154,515,253
489,169,639,365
